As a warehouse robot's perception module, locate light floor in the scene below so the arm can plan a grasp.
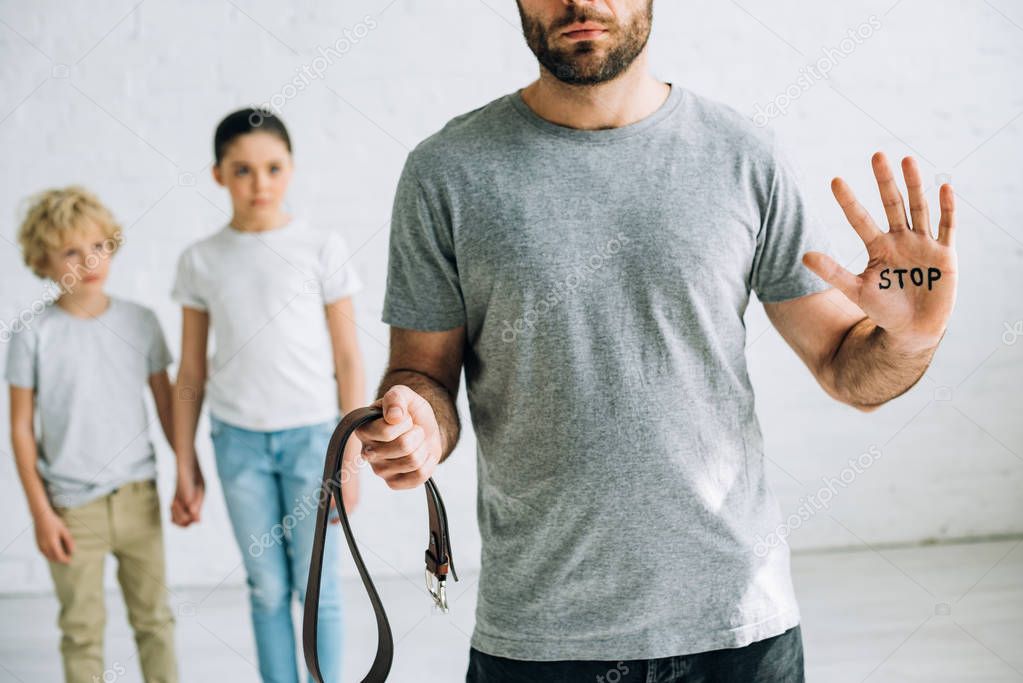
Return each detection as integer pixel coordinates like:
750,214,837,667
1,538,1020,682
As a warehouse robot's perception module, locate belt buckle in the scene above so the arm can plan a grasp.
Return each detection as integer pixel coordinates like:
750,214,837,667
425,570,448,612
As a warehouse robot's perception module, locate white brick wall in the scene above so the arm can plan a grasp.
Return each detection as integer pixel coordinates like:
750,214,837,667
0,0,1020,594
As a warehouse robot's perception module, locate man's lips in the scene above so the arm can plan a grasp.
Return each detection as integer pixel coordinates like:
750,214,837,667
562,23,608,40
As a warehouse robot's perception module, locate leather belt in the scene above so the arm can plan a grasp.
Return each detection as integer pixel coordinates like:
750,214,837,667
303,406,459,683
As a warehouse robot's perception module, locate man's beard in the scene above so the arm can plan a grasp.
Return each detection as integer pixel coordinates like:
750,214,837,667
517,1,654,86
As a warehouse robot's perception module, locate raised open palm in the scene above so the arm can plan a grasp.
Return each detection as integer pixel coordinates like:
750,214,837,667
803,152,958,352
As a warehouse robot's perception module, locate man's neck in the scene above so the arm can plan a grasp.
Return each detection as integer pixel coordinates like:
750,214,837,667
519,58,670,131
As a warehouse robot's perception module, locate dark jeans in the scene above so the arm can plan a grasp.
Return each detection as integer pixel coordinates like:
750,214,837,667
466,625,804,683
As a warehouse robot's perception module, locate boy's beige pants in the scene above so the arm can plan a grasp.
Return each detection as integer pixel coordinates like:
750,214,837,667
48,479,178,683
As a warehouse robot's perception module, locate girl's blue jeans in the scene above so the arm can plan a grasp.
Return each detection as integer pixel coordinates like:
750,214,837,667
210,414,344,683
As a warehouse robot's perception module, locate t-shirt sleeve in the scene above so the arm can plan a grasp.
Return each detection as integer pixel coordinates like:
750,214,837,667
750,138,835,303
380,153,466,331
320,231,364,304
143,308,173,375
4,324,37,389
170,247,207,311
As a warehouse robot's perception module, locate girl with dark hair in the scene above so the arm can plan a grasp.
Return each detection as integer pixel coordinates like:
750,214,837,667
170,107,364,683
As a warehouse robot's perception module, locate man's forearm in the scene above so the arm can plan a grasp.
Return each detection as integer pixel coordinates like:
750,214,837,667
823,317,941,411
376,369,460,463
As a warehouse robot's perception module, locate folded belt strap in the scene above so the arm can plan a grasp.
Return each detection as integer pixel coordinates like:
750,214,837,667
303,406,458,683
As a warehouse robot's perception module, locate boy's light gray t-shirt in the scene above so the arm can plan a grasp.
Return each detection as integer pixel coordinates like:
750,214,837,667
4,297,172,508
382,83,834,660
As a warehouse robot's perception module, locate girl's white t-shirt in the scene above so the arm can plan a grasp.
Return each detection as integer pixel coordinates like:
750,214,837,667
171,217,363,431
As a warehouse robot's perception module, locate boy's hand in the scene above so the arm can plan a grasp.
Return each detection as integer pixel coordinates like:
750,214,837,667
172,462,205,527
35,509,74,564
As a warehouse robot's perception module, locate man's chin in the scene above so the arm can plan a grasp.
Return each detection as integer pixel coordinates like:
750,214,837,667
540,53,599,81
547,65,616,86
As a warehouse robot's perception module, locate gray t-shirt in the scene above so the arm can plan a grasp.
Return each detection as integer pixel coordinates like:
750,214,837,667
381,83,834,660
4,297,172,508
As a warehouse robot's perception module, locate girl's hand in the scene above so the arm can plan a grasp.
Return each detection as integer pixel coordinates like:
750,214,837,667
170,496,189,527
172,462,205,527
339,469,361,518
35,508,74,564
332,437,362,523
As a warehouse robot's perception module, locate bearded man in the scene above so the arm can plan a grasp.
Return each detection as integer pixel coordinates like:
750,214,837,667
357,2,958,681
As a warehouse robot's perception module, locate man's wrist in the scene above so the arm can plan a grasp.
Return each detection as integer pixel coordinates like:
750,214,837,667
877,325,944,356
